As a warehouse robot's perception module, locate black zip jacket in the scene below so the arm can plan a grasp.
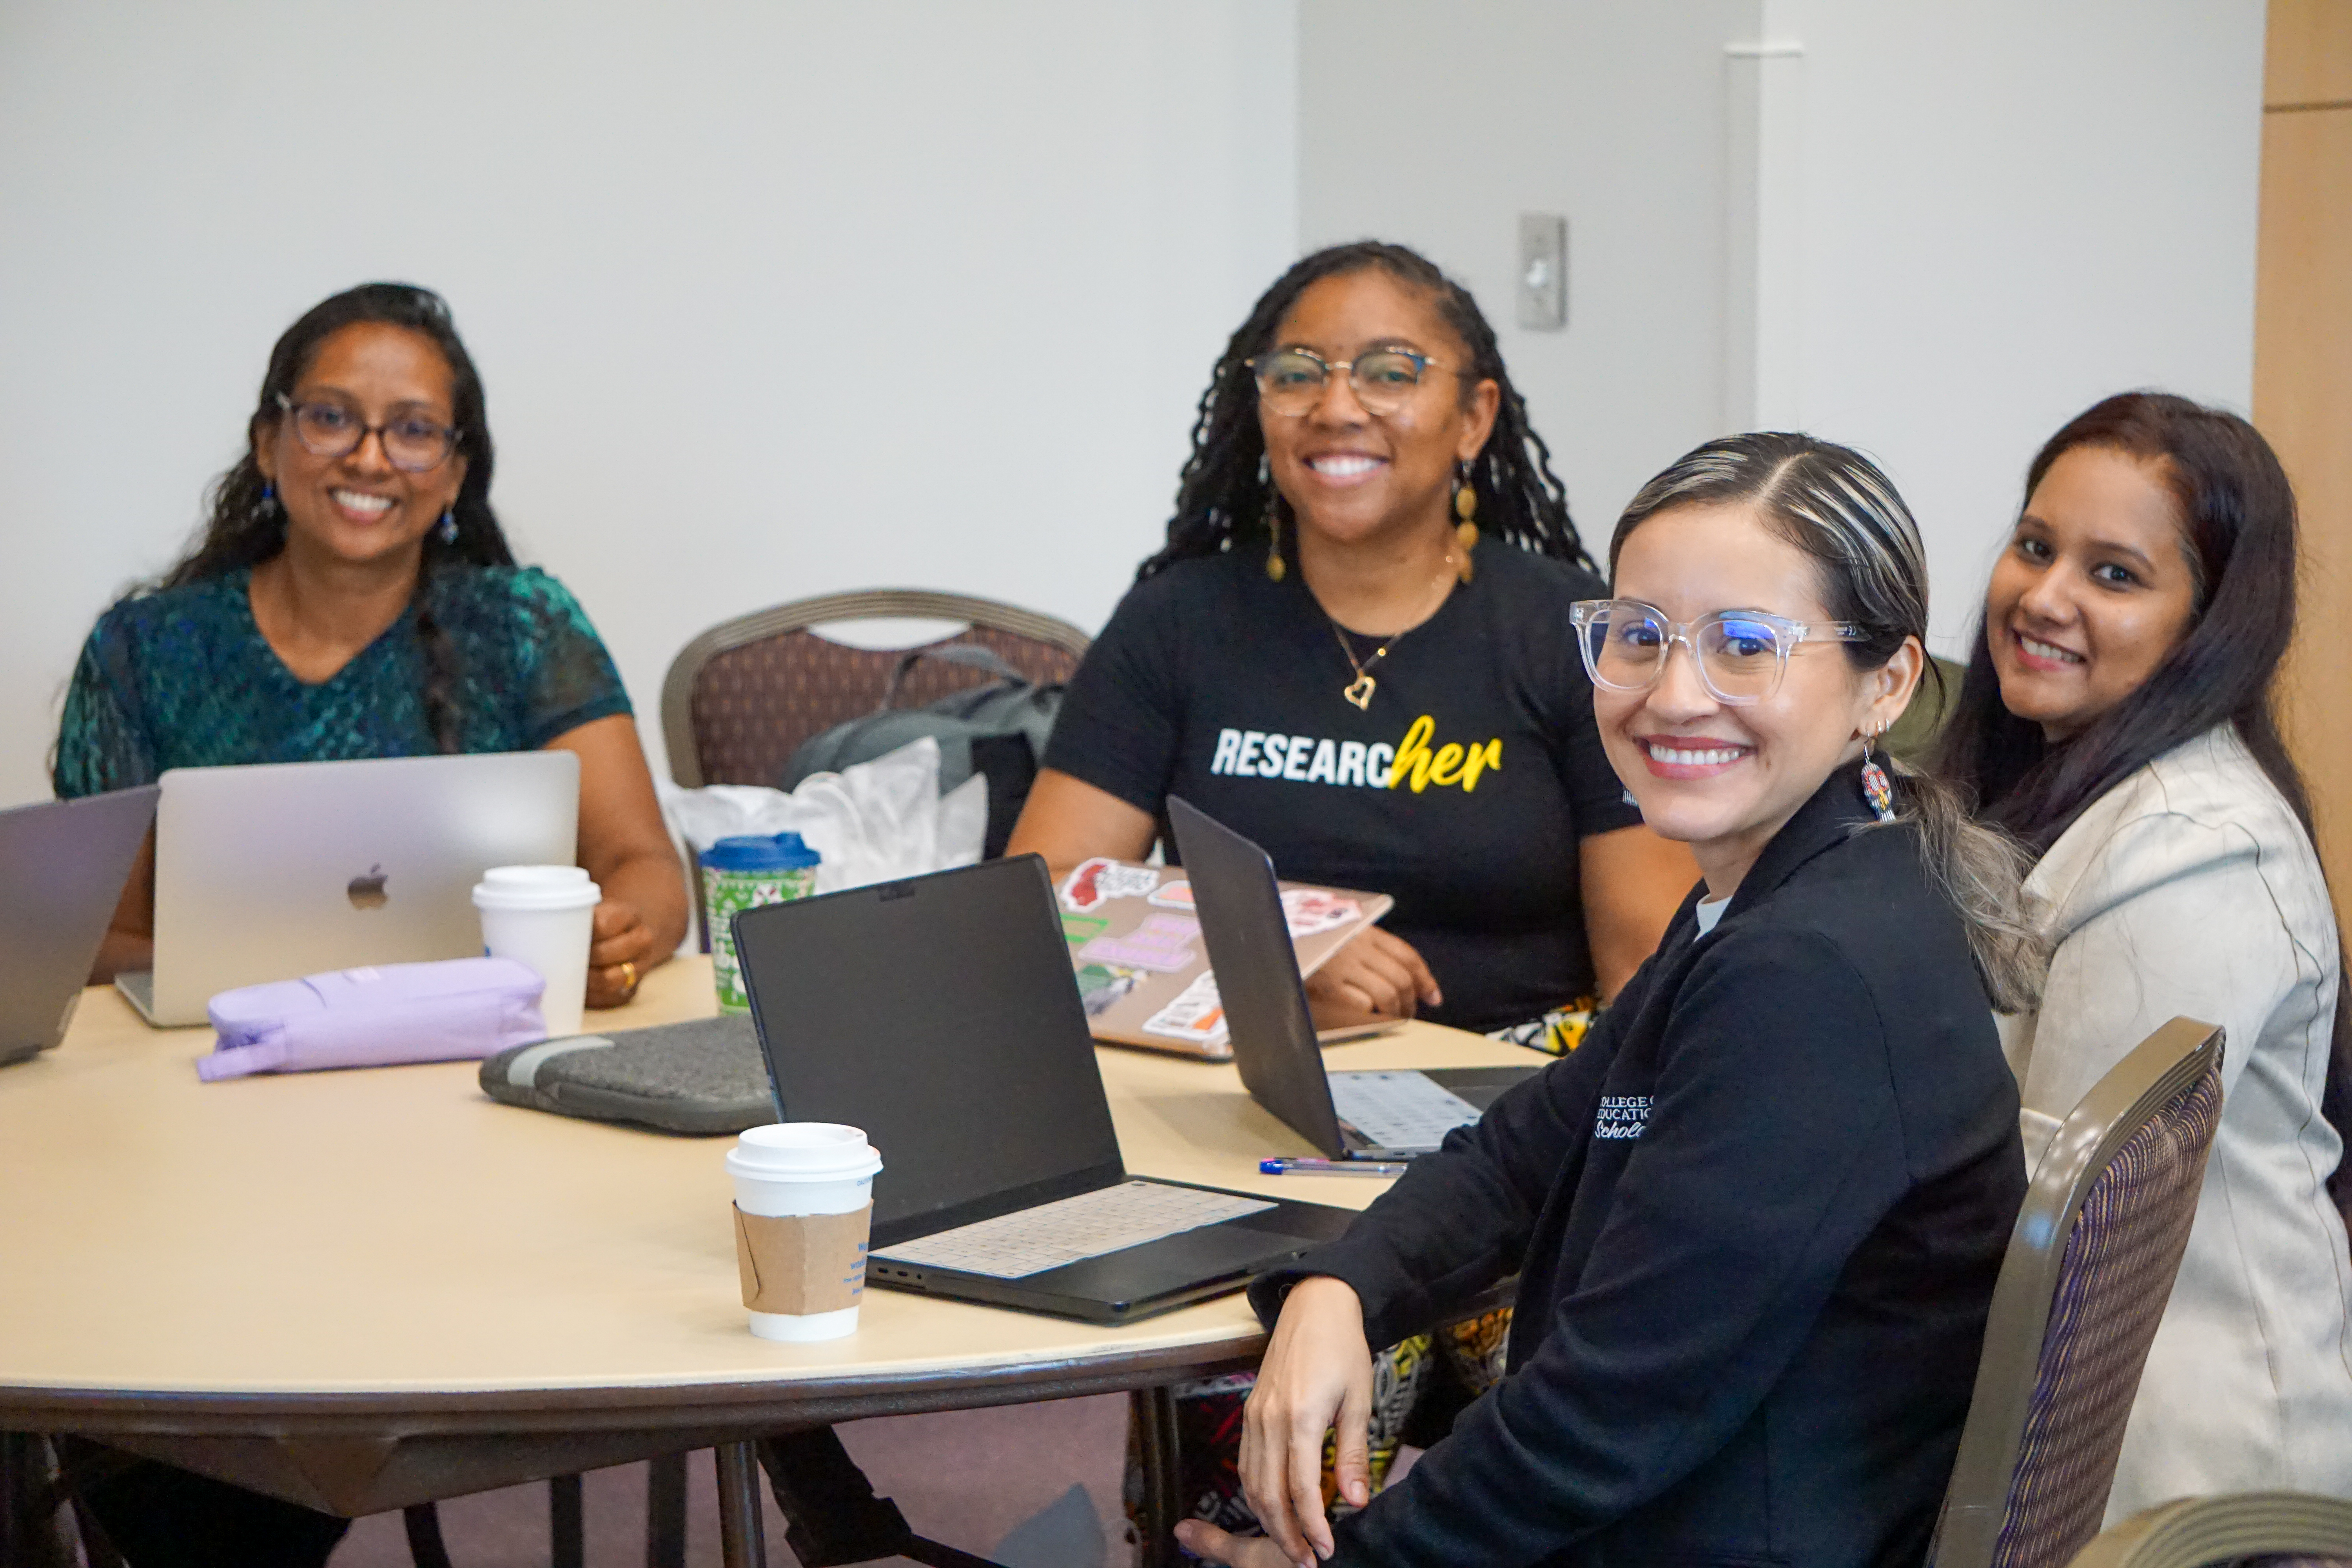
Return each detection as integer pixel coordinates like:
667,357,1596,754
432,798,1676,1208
1249,773,2026,1567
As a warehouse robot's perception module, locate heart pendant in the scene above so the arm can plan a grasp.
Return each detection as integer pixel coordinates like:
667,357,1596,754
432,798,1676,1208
1343,674,1377,711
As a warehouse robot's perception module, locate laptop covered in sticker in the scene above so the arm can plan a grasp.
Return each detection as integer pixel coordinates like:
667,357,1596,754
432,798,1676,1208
1055,856,1393,1058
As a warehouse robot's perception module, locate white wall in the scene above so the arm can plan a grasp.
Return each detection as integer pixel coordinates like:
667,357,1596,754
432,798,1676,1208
1297,0,1764,573
0,0,2272,811
0,0,1299,806
1296,0,2267,650
1761,0,2267,649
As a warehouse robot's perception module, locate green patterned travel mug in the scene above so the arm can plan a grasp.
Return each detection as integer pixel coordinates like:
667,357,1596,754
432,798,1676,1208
702,833,822,1013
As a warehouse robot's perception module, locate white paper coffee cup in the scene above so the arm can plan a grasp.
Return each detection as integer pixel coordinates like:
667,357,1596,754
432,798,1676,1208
725,1123,883,1342
472,865,601,1040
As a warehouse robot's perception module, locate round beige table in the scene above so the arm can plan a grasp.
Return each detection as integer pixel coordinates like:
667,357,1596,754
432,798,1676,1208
0,956,1534,1563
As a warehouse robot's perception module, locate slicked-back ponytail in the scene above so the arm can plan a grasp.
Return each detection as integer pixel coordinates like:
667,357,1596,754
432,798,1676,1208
1613,433,2049,1012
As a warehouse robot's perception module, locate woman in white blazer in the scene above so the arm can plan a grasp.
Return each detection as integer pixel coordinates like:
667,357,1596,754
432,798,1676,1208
1938,391,2352,1521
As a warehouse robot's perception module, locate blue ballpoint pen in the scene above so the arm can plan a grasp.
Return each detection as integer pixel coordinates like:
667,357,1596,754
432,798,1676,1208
1260,1156,1408,1177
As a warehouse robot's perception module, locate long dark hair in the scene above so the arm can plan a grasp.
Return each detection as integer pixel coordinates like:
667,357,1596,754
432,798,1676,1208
1935,392,2307,848
1138,240,1594,578
165,283,514,752
1935,391,2350,1214
1613,433,2046,1011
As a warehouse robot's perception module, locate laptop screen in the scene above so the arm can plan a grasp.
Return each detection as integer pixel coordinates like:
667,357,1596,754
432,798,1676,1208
1167,797,1348,1158
0,786,157,1062
733,856,1125,1246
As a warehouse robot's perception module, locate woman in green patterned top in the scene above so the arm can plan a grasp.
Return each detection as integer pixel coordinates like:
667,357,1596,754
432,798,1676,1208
54,281,687,1011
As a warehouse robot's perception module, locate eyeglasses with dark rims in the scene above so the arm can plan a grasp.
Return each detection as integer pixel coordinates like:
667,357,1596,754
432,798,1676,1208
274,393,459,473
1245,347,1457,418
1570,598,1871,706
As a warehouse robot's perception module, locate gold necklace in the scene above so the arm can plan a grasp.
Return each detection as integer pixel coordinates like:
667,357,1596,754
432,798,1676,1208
1327,555,1457,711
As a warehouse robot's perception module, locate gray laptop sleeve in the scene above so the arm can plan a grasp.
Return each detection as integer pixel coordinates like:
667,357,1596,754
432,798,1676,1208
478,1014,777,1134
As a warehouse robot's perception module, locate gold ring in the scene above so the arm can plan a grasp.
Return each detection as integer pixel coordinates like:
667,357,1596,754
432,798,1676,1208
617,960,638,995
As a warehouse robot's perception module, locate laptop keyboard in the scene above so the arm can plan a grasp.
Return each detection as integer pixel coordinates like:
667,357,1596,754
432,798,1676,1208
1328,1070,1482,1153
872,1180,1274,1280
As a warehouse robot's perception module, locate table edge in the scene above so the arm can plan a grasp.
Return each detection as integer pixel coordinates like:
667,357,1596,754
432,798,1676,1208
0,1330,1270,1435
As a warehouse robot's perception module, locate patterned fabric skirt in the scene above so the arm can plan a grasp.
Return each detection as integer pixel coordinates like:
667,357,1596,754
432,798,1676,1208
1125,1001,1583,1547
1130,1307,1514,1544
1484,998,1601,1058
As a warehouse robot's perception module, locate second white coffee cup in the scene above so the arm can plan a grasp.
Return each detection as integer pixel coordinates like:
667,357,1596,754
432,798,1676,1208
726,1123,883,1341
472,864,601,1039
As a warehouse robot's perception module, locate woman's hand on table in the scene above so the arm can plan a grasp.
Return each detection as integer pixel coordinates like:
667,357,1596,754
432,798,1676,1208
548,713,690,1009
1305,927,1440,1028
584,897,658,1009
1237,1275,1376,1563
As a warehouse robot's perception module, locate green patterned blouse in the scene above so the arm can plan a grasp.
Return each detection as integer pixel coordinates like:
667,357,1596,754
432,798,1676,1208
53,565,632,798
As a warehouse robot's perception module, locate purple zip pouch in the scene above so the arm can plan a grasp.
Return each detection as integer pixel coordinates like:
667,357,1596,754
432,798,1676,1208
200,958,548,1082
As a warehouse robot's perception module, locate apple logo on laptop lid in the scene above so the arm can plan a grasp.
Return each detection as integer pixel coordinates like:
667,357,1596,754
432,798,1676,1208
347,864,389,910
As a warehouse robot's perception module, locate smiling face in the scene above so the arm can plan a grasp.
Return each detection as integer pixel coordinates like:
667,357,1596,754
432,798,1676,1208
1985,445,2200,742
1599,502,1919,895
253,321,468,571
1258,269,1499,552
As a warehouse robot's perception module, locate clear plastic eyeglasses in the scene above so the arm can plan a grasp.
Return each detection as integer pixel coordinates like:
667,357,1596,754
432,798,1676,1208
1570,598,1869,706
1245,347,1457,417
275,393,459,473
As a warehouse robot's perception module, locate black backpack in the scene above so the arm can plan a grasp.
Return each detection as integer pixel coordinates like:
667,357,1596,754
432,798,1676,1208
777,644,1063,857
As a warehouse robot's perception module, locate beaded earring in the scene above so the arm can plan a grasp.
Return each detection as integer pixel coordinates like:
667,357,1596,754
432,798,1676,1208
1261,457,1286,582
437,508,459,545
1860,725,1896,822
1452,464,1479,584
260,482,278,514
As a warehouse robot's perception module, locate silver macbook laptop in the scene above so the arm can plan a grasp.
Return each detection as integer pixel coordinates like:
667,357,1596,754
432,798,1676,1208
0,786,159,1066
1168,796,1538,1160
118,752,579,1027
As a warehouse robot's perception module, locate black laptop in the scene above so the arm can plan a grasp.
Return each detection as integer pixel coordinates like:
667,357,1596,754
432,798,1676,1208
731,854,1355,1324
1168,796,1537,1160
0,786,159,1067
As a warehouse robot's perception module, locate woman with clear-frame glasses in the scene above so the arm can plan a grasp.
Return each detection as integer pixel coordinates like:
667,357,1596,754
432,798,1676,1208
1178,433,2045,1568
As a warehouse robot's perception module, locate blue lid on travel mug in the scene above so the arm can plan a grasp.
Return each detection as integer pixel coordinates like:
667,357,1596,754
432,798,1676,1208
702,832,822,872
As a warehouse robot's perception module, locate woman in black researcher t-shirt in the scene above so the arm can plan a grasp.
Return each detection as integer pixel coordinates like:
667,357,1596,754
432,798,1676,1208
1009,241,1694,1040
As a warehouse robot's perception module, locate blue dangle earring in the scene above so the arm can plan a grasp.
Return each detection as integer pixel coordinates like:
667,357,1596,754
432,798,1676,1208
1860,724,1896,822
436,508,458,545
260,482,278,514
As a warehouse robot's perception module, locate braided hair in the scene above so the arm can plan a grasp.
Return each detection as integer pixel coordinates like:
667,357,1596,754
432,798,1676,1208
165,283,514,753
1139,240,1593,579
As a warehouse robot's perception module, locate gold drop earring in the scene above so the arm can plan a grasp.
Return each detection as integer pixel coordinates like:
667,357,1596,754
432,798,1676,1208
1263,462,1287,582
1452,464,1479,584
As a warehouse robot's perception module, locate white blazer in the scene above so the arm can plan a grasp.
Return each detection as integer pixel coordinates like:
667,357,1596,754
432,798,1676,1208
2000,724,2352,1521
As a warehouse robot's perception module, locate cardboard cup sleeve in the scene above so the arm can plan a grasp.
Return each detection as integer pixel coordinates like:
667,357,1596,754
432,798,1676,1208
734,1203,871,1316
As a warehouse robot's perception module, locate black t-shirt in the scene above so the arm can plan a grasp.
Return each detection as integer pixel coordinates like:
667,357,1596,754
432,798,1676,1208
1043,541,1643,1033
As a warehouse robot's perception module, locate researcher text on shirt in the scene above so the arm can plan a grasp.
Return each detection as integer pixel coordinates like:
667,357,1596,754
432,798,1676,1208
1043,541,1641,1034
